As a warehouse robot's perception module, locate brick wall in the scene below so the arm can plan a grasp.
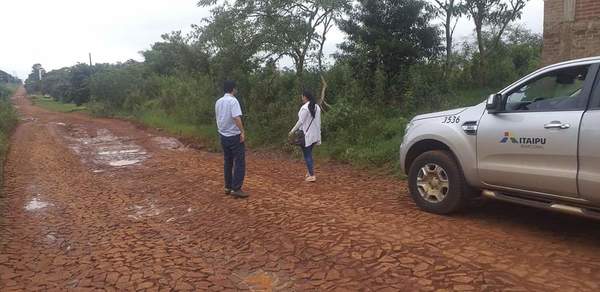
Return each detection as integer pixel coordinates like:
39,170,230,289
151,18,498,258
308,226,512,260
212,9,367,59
542,0,600,65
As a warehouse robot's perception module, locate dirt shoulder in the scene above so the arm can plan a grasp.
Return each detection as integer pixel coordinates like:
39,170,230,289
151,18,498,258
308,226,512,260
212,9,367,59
2,92,600,291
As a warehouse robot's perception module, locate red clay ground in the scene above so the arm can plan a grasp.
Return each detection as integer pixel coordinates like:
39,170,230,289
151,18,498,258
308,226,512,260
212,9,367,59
2,87,600,291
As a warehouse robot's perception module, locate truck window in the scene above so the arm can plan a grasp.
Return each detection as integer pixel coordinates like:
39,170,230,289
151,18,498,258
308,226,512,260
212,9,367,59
505,65,591,112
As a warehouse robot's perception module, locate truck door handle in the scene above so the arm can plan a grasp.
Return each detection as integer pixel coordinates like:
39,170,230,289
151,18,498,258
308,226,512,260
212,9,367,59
544,121,571,129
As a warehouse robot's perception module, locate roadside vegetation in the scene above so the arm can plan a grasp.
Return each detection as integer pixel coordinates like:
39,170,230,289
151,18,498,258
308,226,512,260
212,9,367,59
31,95,88,113
1,71,20,189
26,0,540,171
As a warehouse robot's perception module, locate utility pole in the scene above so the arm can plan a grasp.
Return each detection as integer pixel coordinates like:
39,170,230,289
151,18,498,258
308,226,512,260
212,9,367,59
38,67,44,95
88,53,94,100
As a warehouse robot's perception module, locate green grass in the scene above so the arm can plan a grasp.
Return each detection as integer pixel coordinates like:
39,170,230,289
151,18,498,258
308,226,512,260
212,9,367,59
134,110,221,151
31,96,88,113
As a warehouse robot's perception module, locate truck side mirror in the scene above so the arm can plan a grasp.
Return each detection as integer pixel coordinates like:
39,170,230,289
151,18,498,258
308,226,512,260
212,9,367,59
486,93,503,114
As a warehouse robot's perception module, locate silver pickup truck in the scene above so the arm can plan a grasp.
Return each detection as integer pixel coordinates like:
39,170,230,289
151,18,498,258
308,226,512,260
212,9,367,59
400,56,600,219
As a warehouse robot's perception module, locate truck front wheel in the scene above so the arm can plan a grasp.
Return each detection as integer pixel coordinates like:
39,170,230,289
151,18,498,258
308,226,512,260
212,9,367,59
408,150,472,214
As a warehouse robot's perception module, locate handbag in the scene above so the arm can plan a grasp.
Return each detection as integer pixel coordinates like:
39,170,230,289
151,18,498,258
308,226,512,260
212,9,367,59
289,116,315,146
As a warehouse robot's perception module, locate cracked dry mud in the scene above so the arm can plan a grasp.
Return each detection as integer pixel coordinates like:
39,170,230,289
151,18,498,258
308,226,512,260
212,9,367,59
2,87,600,291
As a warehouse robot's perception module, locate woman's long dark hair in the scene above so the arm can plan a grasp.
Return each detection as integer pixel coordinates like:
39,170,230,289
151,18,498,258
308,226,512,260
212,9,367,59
303,89,317,118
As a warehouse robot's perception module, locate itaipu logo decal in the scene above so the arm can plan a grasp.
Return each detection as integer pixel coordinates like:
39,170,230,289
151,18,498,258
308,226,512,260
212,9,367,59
500,132,519,144
500,132,547,148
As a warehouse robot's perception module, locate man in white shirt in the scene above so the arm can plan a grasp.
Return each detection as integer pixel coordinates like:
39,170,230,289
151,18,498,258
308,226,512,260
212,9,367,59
215,80,248,198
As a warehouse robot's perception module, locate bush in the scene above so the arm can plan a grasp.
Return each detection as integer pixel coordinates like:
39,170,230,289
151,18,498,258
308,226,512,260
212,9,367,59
0,83,18,187
403,63,449,114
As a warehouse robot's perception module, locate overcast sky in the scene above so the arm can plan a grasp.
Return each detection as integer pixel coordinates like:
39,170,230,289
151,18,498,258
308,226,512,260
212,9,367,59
0,0,544,80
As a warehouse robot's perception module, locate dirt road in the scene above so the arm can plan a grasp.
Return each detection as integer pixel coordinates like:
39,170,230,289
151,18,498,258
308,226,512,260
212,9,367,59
2,88,600,291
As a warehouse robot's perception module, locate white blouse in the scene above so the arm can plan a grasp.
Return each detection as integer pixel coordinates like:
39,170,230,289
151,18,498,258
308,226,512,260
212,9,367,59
291,102,322,147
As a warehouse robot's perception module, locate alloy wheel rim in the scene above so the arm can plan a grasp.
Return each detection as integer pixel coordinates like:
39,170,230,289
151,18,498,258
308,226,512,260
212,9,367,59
416,163,450,203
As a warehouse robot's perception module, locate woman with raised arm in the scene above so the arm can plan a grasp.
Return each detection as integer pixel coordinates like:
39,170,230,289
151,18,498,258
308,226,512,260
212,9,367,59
289,90,322,182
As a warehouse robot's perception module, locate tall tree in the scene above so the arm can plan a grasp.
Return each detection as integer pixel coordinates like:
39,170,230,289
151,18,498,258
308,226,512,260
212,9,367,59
338,0,441,102
0,70,21,84
490,0,528,47
432,0,463,76
25,64,45,94
191,6,265,84
143,31,211,76
68,63,92,106
198,0,351,88
42,67,72,101
464,0,528,83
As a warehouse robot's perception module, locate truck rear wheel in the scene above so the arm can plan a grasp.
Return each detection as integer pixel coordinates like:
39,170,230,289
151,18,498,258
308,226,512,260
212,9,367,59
408,150,472,214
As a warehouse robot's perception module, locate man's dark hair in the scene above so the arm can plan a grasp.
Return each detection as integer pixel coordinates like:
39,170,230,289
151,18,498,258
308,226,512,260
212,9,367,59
223,80,236,94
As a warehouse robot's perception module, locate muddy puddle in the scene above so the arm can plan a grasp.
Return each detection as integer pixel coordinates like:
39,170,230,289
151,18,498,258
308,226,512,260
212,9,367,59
25,196,52,211
20,117,37,122
128,201,162,221
152,136,185,150
64,126,149,169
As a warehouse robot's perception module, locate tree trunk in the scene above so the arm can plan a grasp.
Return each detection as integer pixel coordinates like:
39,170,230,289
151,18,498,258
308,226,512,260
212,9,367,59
318,37,326,73
295,57,305,91
444,11,452,77
475,21,486,86
317,15,333,110
319,74,329,110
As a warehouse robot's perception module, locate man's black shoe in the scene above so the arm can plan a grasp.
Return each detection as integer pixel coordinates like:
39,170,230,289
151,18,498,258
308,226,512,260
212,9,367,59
224,188,232,195
231,190,248,198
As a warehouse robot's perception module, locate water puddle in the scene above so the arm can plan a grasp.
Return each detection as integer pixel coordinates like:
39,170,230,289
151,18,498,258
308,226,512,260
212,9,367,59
128,201,162,221
64,127,149,169
98,149,142,155
109,160,141,167
25,196,52,211
45,233,57,244
152,136,185,150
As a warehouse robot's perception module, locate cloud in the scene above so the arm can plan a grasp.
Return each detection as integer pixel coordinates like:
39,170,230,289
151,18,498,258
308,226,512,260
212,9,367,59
0,0,208,79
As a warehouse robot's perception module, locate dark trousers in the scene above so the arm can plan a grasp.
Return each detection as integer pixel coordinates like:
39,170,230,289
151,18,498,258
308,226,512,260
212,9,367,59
302,143,315,176
220,134,245,191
